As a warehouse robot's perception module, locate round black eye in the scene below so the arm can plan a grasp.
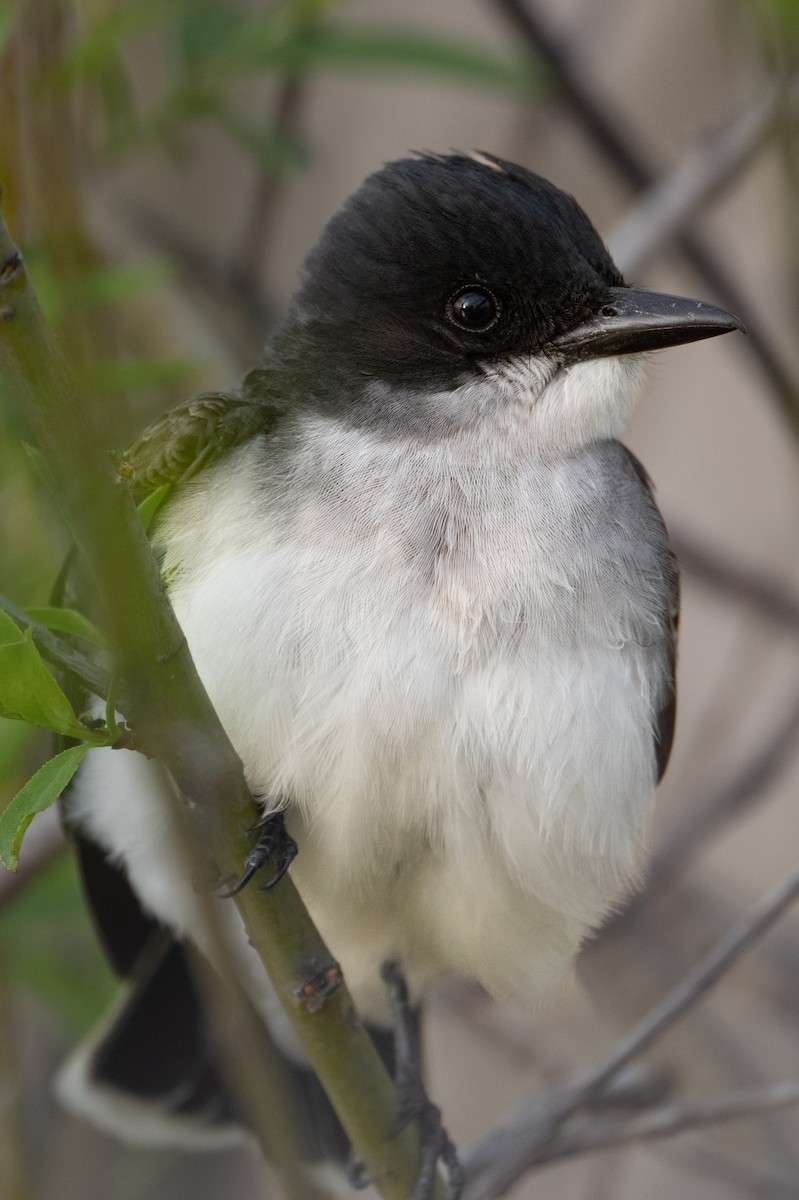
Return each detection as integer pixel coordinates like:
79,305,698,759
447,287,500,333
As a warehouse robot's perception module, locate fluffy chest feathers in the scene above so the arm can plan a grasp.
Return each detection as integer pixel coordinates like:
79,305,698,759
151,413,673,1001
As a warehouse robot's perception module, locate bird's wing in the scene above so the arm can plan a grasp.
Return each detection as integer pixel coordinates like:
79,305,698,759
620,446,680,784
120,369,284,505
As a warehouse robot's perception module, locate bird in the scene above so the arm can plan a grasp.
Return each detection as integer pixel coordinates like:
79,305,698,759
57,151,742,1185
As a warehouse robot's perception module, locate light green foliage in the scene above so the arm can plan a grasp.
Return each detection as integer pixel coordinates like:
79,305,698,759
57,0,543,161
0,746,91,870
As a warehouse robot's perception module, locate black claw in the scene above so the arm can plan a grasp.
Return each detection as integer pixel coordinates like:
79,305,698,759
217,809,298,898
346,1149,372,1191
381,959,463,1200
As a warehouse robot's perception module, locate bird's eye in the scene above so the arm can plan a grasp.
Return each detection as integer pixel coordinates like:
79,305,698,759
447,287,500,333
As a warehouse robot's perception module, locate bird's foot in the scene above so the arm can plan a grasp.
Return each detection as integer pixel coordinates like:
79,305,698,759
381,960,463,1200
346,1149,372,1191
218,808,297,897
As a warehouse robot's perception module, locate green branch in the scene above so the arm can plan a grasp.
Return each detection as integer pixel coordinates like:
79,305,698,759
0,203,429,1199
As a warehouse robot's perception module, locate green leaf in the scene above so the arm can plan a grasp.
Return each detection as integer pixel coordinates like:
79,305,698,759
24,606,107,648
0,744,90,870
137,483,172,531
0,609,24,646
0,624,98,738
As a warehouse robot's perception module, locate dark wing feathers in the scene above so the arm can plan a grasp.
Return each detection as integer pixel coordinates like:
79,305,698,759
121,373,283,503
621,445,680,783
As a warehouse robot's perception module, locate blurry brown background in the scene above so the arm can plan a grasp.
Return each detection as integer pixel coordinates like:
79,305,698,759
1,1,798,1198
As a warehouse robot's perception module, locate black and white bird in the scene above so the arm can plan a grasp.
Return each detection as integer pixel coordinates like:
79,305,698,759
58,152,742,1170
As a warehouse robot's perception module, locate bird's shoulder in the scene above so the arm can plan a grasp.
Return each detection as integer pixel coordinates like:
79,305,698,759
120,368,285,504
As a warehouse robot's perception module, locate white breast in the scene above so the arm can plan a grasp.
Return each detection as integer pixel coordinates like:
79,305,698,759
109,411,670,1015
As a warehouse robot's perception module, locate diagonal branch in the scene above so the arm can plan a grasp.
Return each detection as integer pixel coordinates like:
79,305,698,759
489,0,799,437
232,74,308,294
0,204,435,1200
541,1081,799,1165
609,76,799,275
610,688,799,928
674,532,799,634
462,864,799,1199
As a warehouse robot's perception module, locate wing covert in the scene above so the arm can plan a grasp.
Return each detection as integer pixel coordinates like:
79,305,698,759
120,371,284,503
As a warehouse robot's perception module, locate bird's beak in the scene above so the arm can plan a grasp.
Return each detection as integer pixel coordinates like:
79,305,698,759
553,286,745,363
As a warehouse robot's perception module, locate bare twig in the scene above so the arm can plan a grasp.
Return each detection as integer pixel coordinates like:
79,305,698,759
609,77,799,275
541,1081,799,1165
560,867,799,1113
125,201,274,368
489,0,799,436
609,688,799,927
674,531,799,634
676,1142,799,1200
462,866,799,1199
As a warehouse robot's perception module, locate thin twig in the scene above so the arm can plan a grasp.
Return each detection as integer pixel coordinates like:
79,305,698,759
674,531,799,634
609,76,799,275
489,0,799,436
125,201,274,368
540,1081,799,1165
676,1141,799,1200
607,688,799,929
462,865,799,1199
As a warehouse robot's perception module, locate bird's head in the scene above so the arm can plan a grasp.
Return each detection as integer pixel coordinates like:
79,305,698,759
272,152,742,453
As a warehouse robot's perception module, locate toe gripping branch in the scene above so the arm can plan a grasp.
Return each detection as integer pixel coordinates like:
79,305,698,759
219,808,298,898
382,961,464,1200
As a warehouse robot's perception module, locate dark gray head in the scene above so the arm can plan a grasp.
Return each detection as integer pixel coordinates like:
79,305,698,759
268,152,741,440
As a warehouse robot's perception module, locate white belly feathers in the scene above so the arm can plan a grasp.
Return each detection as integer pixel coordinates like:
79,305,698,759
71,414,669,1019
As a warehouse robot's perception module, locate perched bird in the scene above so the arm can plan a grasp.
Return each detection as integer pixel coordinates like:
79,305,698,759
59,152,742,1176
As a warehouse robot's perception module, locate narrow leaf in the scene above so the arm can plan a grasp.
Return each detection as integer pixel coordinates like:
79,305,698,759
24,606,107,648
0,744,90,870
0,609,23,645
137,483,172,531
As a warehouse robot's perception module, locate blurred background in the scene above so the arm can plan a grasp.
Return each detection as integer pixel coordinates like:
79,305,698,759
1,1,799,1197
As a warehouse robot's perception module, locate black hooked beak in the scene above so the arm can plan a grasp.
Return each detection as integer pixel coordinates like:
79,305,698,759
553,287,745,363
